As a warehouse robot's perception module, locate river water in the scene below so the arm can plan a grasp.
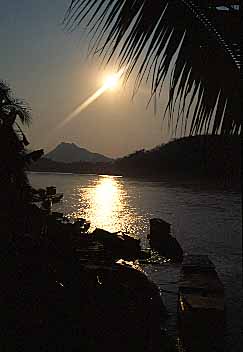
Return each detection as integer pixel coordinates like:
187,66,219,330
28,172,242,352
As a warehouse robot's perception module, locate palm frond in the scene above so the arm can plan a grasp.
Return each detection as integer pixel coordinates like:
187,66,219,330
0,80,32,126
64,0,240,136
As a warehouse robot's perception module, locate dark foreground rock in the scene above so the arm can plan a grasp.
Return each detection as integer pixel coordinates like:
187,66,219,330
0,240,167,352
1,204,175,351
45,216,142,263
91,228,141,260
148,218,183,262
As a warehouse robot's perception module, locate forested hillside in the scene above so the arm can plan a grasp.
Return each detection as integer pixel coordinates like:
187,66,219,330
30,135,240,183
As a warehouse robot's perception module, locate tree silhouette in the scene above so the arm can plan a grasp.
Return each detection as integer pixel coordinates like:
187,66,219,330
0,81,31,209
0,81,44,239
64,0,240,136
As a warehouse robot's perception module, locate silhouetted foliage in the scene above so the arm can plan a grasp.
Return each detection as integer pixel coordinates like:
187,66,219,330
0,81,44,243
0,81,32,215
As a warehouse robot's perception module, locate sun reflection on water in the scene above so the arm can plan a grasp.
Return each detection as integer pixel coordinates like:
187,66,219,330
89,176,123,231
69,175,131,233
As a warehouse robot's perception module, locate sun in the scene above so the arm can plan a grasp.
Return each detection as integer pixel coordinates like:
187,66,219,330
104,74,120,90
58,67,125,128
102,68,124,90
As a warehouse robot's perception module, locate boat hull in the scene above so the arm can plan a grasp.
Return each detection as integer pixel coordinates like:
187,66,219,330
178,255,225,352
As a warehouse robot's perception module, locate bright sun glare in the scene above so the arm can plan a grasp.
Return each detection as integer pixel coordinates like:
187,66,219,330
103,72,122,90
58,67,125,128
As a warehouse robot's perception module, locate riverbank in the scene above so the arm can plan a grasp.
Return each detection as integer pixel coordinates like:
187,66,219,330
0,195,176,351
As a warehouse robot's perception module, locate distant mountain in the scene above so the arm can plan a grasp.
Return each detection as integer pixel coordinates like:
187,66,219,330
45,142,113,163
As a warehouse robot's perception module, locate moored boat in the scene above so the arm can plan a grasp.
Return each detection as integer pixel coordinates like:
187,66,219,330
178,254,225,352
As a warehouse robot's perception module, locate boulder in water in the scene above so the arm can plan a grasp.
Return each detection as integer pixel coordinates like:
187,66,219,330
148,218,183,262
92,228,141,260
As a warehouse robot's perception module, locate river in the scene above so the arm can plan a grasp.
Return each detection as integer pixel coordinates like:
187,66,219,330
28,172,242,352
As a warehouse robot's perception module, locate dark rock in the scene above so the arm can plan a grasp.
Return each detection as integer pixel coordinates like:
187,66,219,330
0,201,170,351
74,217,90,233
60,261,167,352
148,218,183,262
92,228,141,260
149,218,171,239
46,186,56,196
1,251,167,352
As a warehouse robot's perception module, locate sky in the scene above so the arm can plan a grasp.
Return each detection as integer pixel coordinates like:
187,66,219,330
0,0,171,158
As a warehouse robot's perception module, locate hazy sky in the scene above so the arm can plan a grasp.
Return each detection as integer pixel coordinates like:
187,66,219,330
0,0,171,158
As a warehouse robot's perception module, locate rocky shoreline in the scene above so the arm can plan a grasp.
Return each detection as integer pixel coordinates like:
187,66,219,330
1,180,228,352
1,185,182,351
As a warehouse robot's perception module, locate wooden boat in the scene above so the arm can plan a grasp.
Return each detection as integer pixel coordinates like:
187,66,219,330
178,255,225,352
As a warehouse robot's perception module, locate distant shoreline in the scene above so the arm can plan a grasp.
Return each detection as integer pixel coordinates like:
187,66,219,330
28,171,75,175
28,171,120,177
28,171,241,191
29,135,240,190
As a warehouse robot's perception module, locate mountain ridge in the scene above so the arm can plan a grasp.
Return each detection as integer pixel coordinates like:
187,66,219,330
31,135,240,186
45,142,113,163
